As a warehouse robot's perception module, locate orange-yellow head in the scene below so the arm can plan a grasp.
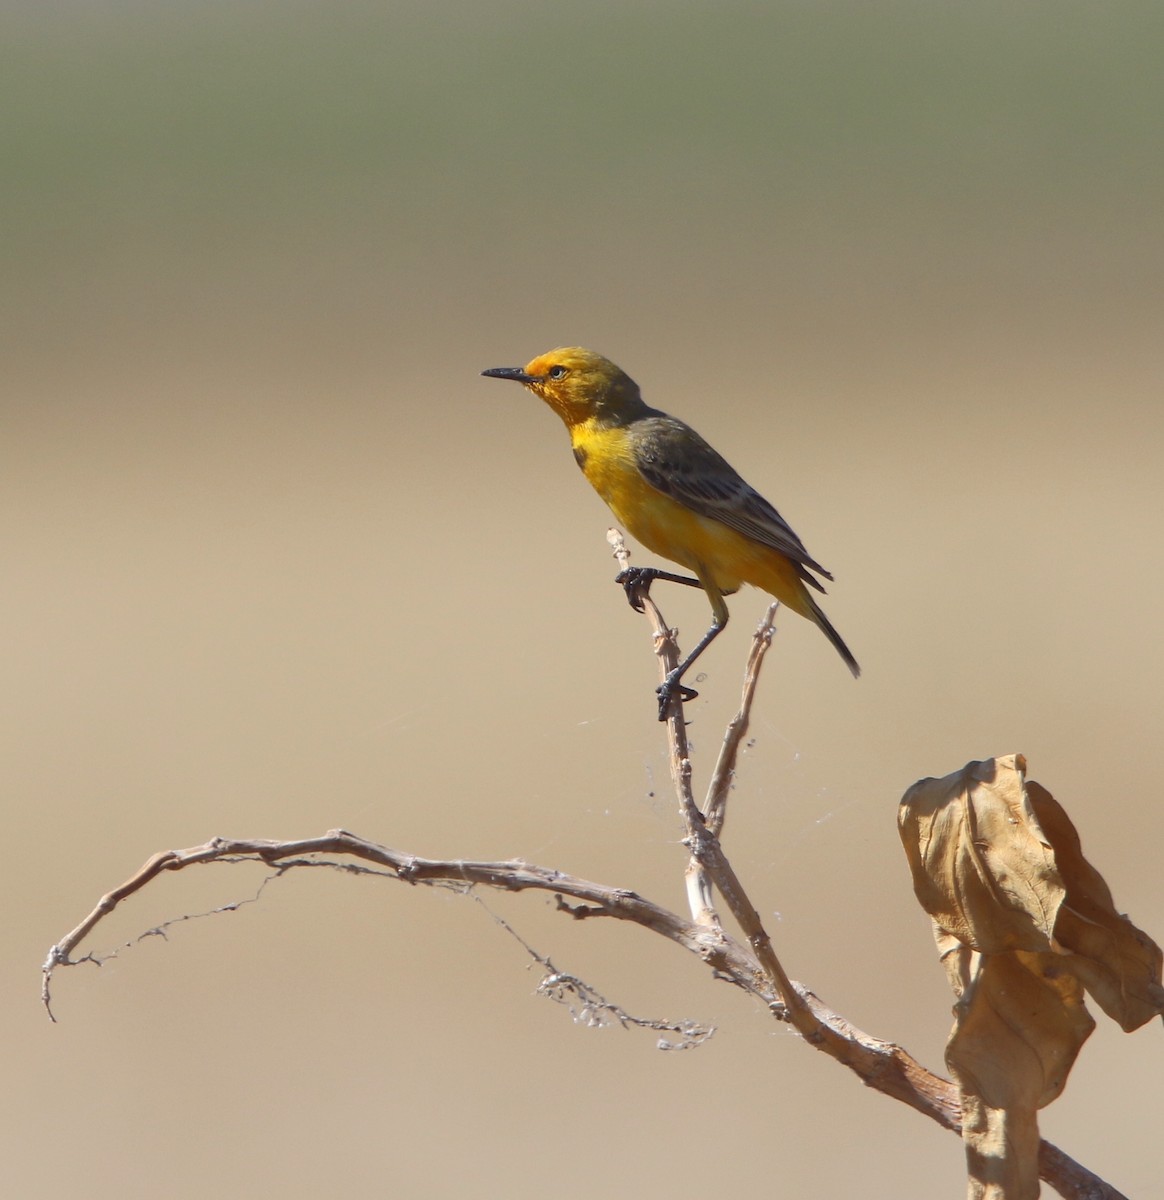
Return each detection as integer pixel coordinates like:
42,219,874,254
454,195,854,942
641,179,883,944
482,346,647,429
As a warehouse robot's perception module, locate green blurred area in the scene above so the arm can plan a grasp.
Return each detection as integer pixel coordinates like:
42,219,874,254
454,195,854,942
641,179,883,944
6,1,1161,317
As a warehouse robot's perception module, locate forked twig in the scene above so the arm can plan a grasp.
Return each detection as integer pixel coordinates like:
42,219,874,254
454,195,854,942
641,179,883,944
606,529,806,1019
602,527,1126,1200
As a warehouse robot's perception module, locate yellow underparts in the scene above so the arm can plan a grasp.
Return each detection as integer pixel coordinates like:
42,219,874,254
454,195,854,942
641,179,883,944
571,422,815,620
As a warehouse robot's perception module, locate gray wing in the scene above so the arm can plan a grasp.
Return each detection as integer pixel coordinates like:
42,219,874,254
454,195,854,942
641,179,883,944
632,414,833,589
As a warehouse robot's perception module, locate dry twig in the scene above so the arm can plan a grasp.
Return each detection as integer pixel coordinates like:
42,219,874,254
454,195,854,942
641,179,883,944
42,530,1129,1200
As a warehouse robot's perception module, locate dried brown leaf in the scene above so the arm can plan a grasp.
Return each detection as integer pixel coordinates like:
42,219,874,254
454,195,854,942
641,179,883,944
946,949,1094,1112
899,754,1062,954
949,952,1094,1200
899,755,1163,1030
900,754,1163,1198
1027,782,1164,1032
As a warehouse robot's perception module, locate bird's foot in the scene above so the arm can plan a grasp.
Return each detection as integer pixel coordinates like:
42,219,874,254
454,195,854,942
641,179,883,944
616,566,655,613
656,672,698,721
616,566,703,613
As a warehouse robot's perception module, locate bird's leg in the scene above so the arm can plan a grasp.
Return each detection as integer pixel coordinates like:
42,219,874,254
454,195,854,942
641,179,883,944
655,617,726,721
615,568,729,721
615,565,703,613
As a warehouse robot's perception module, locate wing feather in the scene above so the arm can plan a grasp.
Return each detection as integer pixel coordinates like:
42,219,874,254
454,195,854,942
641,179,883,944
631,414,833,590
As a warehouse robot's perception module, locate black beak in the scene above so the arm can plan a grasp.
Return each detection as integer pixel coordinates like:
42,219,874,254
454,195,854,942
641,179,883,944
481,366,535,383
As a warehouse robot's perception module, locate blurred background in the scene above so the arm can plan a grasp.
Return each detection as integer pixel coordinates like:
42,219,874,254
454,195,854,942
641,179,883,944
5,1,1162,1195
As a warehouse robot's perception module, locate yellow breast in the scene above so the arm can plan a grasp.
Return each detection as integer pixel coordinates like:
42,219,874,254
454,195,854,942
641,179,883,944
570,422,745,591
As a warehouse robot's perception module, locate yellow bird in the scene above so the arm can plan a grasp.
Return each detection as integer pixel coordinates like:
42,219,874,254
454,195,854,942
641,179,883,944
483,347,859,718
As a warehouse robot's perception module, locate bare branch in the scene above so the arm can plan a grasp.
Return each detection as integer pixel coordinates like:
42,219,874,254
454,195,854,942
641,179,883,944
704,603,779,836
608,527,719,929
609,543,806,1028
42,834,753,1016
40,529,1132,1200
42,843,1120,1195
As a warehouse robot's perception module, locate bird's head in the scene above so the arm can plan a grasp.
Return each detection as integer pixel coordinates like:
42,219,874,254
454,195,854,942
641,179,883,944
482,347,644,428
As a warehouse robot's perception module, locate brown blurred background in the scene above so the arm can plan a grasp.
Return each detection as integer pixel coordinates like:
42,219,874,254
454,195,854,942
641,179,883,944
5,2,1162,1195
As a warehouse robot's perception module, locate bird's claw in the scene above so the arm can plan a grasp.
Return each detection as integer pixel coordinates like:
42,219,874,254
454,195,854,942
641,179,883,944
616,566,652,613
656,675,698,721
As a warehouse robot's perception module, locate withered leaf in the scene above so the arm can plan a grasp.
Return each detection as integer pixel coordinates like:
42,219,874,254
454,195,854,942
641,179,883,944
1027,781,1163,1032
899,754,1163,1030
899,754,1062,955
899,754,1162,1197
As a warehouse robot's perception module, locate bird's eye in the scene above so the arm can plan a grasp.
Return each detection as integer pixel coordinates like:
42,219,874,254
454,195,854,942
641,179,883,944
548,365,569,380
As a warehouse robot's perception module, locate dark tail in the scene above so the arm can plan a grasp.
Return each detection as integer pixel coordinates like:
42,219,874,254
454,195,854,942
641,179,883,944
805,594,860,678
